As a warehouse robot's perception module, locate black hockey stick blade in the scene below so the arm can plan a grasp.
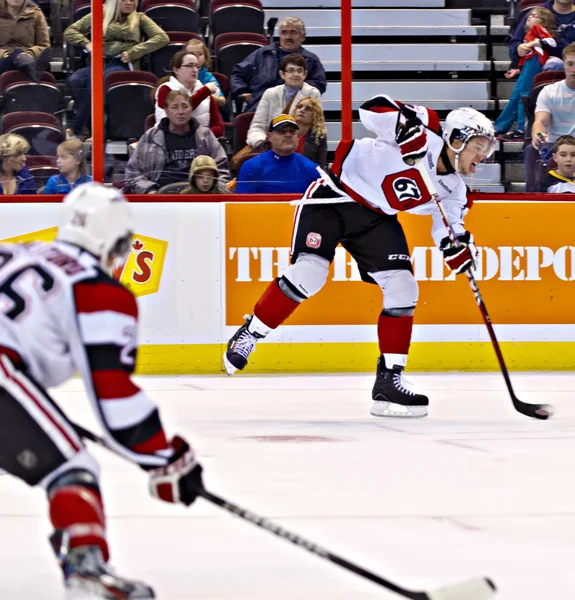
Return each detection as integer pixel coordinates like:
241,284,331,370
74,423,497,600
512,394,553,420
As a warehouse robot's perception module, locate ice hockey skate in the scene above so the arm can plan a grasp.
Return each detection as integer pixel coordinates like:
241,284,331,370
223,315,264,375
51,531,155,599
371,357,429,418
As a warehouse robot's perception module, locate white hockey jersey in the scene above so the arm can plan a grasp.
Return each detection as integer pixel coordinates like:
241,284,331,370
306,95,471,247
0,241,172,469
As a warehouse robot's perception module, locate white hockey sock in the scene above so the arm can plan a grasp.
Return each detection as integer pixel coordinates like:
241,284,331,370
248,314,272,337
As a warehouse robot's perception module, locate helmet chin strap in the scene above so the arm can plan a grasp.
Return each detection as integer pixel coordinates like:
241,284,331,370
454,150,462,174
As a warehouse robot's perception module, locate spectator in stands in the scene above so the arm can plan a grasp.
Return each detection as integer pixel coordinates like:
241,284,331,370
180,155,230,194
236,114,319,194
246,54,322,151
64,0,169,137
125,90,229,194
0,133,35,194
231,16,326,113
510,0,575,67
184,39,226,108
540,134,575,191
527,43,575,190
294,96,327,168
44,139,92,194
496,8,557,140
155,50,224,138
0,0,52,81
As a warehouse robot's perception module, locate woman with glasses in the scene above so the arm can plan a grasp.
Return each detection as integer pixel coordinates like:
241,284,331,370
0,133,36,195
246,53,322,152
64,0,169,138
154,50,224,138
294,96,328,168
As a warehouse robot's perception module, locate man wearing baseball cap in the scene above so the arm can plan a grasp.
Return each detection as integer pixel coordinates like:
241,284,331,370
236,114,320,194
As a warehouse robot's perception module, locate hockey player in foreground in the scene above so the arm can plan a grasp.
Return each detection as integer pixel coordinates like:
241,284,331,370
224,96,495,418
0,183,203,598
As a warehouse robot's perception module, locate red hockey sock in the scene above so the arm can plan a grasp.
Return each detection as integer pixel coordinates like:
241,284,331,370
253,279,301,330
49,485,109,561
377,313,413,355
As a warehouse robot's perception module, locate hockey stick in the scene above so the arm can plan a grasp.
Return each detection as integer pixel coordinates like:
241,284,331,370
414,160,553,420
74,422,496,600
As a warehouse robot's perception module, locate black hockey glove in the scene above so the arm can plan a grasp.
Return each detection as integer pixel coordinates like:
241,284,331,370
395,116,428,165
148,436,204,506
440,232,477,274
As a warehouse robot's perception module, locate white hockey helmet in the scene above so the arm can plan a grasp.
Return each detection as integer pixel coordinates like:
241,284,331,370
443,107,496,166
57,182,133,271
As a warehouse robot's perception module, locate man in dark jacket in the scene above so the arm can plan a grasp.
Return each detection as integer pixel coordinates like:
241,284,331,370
125,90,230,194
231,16,326,113
509,0,575,65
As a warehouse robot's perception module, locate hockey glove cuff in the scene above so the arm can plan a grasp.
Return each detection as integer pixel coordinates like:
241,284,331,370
395,116,428,165
440,232,477,274
148,436,204,506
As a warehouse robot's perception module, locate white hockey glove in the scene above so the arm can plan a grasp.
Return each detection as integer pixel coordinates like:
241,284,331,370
148,436,204,506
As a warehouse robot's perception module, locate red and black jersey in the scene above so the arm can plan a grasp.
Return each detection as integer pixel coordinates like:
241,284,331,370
0,241,171,469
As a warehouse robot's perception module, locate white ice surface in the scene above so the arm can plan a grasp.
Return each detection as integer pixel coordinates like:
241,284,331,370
1,372,574,599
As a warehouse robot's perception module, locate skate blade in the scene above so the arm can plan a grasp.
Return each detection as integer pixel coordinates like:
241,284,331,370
370,401,428,418
65,578,154,599
223,353,238,376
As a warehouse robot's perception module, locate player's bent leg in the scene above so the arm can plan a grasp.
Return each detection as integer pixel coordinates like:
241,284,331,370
368,269,429,418
47,466,154,599
224,253,330,375
0,371,154,599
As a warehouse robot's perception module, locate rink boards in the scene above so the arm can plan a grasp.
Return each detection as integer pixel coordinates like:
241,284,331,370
1,200,575,373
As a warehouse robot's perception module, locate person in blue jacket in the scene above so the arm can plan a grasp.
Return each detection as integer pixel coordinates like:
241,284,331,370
231,16,326,113
0,133,36,195
236,114,320,194
44,139,92,194
510,0,575,66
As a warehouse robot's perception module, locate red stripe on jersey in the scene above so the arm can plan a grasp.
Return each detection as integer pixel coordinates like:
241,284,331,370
92,370,141,400
368,106,399,113
466,194,474,210
424,107,442,136
74,282,138,318
331,140,354,178
131,429,169,455
0,346,23,368
360,96,401,114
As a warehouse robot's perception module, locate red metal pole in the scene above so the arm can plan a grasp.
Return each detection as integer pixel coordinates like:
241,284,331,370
91,0,104,183
341,0,353,140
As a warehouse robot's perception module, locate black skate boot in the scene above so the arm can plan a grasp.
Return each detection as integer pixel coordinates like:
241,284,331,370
223,315,264,375
371,356,429,418
50,530,155,599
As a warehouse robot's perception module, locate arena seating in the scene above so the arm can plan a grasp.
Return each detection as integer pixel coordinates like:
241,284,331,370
141,0,200,33
209,0,265,37
105,71,157,141
0,72,61,115
34,0,514,192
2,112,64,156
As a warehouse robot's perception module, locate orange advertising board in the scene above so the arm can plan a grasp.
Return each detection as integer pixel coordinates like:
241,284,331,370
225,202,575,326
